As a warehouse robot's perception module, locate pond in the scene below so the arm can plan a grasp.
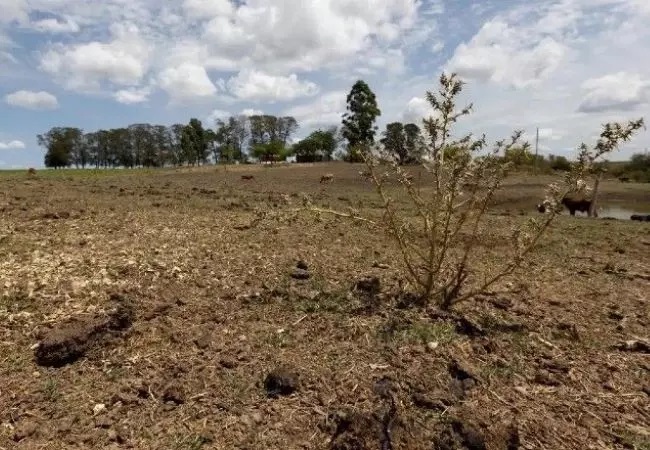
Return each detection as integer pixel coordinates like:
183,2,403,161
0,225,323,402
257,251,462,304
598,205,650,221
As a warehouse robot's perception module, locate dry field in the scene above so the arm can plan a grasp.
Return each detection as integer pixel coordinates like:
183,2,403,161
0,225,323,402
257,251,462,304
1,163,648,449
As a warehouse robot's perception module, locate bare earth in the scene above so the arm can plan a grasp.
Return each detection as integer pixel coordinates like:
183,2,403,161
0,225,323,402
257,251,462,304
1,163,648,449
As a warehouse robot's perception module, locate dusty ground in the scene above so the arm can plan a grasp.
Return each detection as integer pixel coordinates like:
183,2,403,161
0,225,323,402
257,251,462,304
0,163,648,450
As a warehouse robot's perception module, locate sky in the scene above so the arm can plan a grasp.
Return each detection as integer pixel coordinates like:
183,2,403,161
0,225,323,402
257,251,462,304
1,0,649,168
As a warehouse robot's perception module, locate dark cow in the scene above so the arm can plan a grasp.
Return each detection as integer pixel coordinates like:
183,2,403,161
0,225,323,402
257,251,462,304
241,174,255,180
619,177,630,183
561,196,595,217
630,214,650,222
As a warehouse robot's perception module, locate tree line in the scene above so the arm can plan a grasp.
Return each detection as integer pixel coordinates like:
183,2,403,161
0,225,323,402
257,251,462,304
37,78,647,176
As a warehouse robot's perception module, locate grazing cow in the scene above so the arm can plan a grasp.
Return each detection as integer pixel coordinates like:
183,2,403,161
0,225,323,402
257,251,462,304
561,196,595,217
631,214,650,222
320,173,334,183
241,174,255,180
619,177,630,183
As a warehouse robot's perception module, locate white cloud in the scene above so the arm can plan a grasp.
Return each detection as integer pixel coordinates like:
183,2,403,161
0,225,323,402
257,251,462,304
0,0,27,25
285,91,346,129
39,23,150,91
206,109,230,124
113,86,152,104
446,19,567,89
577,72,650,113
0,140,26,150
227,69,319,102
5,90,59,110
183,0,233,19
241,108,264,116
402,97,433,123
158,62,217,102
31,17,79,33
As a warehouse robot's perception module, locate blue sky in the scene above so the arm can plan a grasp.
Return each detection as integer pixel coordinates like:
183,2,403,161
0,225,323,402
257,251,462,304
1,0,649,168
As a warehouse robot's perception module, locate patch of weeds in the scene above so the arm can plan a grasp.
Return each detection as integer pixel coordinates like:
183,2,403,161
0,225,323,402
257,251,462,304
296,291,350,314
2,353,28,374
43,377,60,402
265,331,292,349
612,429,650,450
377,316,456,346
0,289,32,313
508,331,529,354
402,321,457,345
172,434,211,450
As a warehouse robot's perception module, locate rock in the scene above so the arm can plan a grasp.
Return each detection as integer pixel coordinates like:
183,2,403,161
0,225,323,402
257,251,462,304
290,268,310,280
264,368,299,397
13,422,38,442
296,260,309,270
427,341,439,352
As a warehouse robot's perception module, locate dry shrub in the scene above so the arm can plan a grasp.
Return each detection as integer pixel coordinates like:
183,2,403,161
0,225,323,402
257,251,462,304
310,72,644,310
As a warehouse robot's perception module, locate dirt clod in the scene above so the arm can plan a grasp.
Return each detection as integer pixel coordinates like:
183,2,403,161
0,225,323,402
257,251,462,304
162,383,185,405
264,368,299,397
290,268,311,280
34,300,134,367
615,339,650,353
13,421,38,442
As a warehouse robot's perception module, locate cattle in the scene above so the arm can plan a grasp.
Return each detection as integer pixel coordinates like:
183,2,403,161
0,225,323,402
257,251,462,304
630,214,650,222
619,176,630,183
561,196,595,217
320,173,334,183
241,174,255,180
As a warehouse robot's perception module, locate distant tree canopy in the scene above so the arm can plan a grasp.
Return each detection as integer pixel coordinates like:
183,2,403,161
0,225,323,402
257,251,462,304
292,127,340,162
341,80,381,162
36,77,646,177
380,122,424,165
37,114,299,168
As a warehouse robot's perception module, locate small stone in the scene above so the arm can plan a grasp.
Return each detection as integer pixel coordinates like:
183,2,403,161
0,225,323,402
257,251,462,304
92,403,106,416
296,260,309,270
427,341,439,352
291,268,310,280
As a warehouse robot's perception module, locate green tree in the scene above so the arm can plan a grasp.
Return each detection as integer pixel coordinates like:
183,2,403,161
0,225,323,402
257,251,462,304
404,123,424,164
341,80,381,162
381,122,407,164
188,118,208,165
293,127,339,162
38,127,83,169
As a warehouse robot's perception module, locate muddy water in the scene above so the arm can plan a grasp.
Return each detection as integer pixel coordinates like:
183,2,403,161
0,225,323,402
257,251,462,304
599,205,650,220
